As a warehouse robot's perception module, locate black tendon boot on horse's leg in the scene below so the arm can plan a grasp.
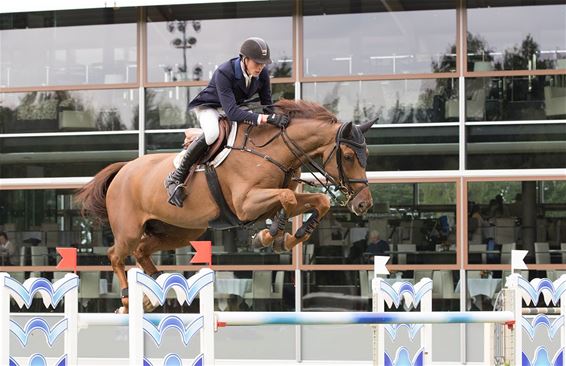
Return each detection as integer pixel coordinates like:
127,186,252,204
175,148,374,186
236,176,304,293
165,134,208,207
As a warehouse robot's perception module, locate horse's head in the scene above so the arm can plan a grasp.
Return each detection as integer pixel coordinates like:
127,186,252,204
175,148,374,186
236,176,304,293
273,99,373,215
322,120,374,215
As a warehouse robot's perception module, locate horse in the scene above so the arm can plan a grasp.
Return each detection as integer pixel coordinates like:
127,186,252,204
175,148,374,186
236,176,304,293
75,99,374,313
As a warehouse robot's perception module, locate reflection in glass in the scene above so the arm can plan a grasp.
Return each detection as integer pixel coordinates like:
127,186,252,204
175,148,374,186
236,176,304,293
302,270,459,311
0,189,112,263
272,83,295,101
465,75,566,121
147,4,293,82
146,84,295,131
145,87,203,130
467,181,566,266
0,9,137,87
467,4,566,71
466,124,566,169
364,126,459,171
302,79,459,124
0,89,139,133
214,270,293,312
146,132,185,153
0,134,138,178
463,271,504,311
303,1,456,76
307,182,457,265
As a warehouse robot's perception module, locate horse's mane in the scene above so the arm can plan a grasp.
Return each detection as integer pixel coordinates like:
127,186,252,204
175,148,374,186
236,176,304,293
274,99,338,124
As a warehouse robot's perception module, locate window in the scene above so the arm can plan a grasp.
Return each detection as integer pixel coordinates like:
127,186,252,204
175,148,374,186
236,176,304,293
0,9,137,87
146,2,293,83
303,0,456,76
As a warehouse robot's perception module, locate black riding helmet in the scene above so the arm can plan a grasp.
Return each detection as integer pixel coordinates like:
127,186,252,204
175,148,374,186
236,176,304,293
239,37,272,65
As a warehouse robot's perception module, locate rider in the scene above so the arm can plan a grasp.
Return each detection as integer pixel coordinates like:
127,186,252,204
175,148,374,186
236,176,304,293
165,37,290,207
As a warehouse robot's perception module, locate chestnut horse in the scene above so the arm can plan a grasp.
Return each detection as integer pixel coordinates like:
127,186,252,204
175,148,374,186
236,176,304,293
75,99,373,313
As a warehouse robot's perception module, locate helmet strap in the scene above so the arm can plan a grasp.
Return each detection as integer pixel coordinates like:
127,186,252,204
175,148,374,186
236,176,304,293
241,57,251,77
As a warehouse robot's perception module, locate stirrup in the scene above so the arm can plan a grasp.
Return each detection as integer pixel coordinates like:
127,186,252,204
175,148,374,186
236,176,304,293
167,183,187,207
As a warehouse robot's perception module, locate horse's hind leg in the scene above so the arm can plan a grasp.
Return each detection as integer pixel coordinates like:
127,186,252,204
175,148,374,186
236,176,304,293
108,235,140,314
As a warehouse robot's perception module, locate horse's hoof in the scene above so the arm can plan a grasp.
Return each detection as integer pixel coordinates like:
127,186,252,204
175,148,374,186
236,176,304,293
252,229,277,249
143,295,158,313
115,306,128,314
251,233,266,248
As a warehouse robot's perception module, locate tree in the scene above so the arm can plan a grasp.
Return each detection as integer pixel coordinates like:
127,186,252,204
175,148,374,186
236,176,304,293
502,34,553,71
270,57,292,78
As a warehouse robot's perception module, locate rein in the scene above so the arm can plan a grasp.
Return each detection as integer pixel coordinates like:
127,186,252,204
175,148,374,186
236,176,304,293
225,123,367,206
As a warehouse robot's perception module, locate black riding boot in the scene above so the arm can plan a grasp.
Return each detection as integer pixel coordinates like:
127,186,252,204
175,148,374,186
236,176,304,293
165,134,208,207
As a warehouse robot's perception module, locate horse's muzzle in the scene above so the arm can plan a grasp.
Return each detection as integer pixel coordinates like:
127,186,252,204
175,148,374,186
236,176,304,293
347,186,373,216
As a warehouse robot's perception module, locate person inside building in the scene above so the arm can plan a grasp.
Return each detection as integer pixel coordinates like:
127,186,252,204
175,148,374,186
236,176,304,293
0,231,16,266
489,194,510,218
366,230,390,256
164,37,290,207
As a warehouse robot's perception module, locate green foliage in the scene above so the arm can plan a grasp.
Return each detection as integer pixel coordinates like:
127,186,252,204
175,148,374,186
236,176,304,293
370,183,414,206
542,181,566,203
419,183,456,204
271,58,292,78
468,182,522,204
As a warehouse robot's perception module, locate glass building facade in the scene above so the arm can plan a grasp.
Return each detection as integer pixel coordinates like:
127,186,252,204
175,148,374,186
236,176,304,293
0,0,565,362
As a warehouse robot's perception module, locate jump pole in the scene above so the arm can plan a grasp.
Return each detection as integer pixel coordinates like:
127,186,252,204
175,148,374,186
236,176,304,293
62,310,513,327
215,311,514,326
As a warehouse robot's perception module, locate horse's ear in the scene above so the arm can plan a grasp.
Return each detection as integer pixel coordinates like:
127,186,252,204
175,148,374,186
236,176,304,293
341,121,353,137
359,117,378,134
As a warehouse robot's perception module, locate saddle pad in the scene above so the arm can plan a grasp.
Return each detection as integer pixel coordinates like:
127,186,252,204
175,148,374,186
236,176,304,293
173,121,238,170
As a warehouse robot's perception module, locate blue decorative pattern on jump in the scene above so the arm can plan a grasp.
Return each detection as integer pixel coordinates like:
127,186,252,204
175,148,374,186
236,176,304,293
374,278,432,366
384,323,423,340
1,274,77,366
377,279,430,342
517,276,566,305
142,353,202,366
379,280,433,309
522,347,563,366
135,271,214,307
9,354,66,366
10,317,68,346
384,347,424,366
508,274,566,366
3,276,79,308
143,315,203,346
521,314,564,341
134,269,214,366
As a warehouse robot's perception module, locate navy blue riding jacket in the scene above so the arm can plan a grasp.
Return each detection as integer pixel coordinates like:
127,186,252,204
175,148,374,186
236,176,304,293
188,57,272,124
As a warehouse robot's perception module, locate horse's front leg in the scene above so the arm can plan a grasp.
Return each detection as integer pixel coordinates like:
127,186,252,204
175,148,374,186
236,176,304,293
239,188,298,249
277,192,331,251
245,191,331,252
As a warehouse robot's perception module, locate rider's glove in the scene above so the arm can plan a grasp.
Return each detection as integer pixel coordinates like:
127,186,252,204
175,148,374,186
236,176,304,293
266,114,290,128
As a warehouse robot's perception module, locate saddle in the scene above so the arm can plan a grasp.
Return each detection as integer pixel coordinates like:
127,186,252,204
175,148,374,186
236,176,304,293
181,117,249,229
183,117,232,164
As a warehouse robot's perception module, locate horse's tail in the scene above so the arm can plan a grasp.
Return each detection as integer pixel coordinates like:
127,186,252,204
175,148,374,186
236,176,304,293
75,162,127,223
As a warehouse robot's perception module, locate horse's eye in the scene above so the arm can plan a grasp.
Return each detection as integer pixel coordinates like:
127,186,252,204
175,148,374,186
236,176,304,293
344,154,354,162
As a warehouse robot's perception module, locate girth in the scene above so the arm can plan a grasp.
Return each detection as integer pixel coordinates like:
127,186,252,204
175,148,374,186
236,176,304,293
204,165,250,230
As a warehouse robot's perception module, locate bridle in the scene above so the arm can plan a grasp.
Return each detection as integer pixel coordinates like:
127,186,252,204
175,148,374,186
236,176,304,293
228,122,369,206
317,123,369,203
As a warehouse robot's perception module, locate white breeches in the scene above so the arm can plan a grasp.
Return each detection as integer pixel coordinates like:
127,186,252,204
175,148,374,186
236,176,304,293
194,107,221,145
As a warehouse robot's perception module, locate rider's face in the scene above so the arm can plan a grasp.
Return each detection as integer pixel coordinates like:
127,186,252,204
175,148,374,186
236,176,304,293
244,58,266,77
